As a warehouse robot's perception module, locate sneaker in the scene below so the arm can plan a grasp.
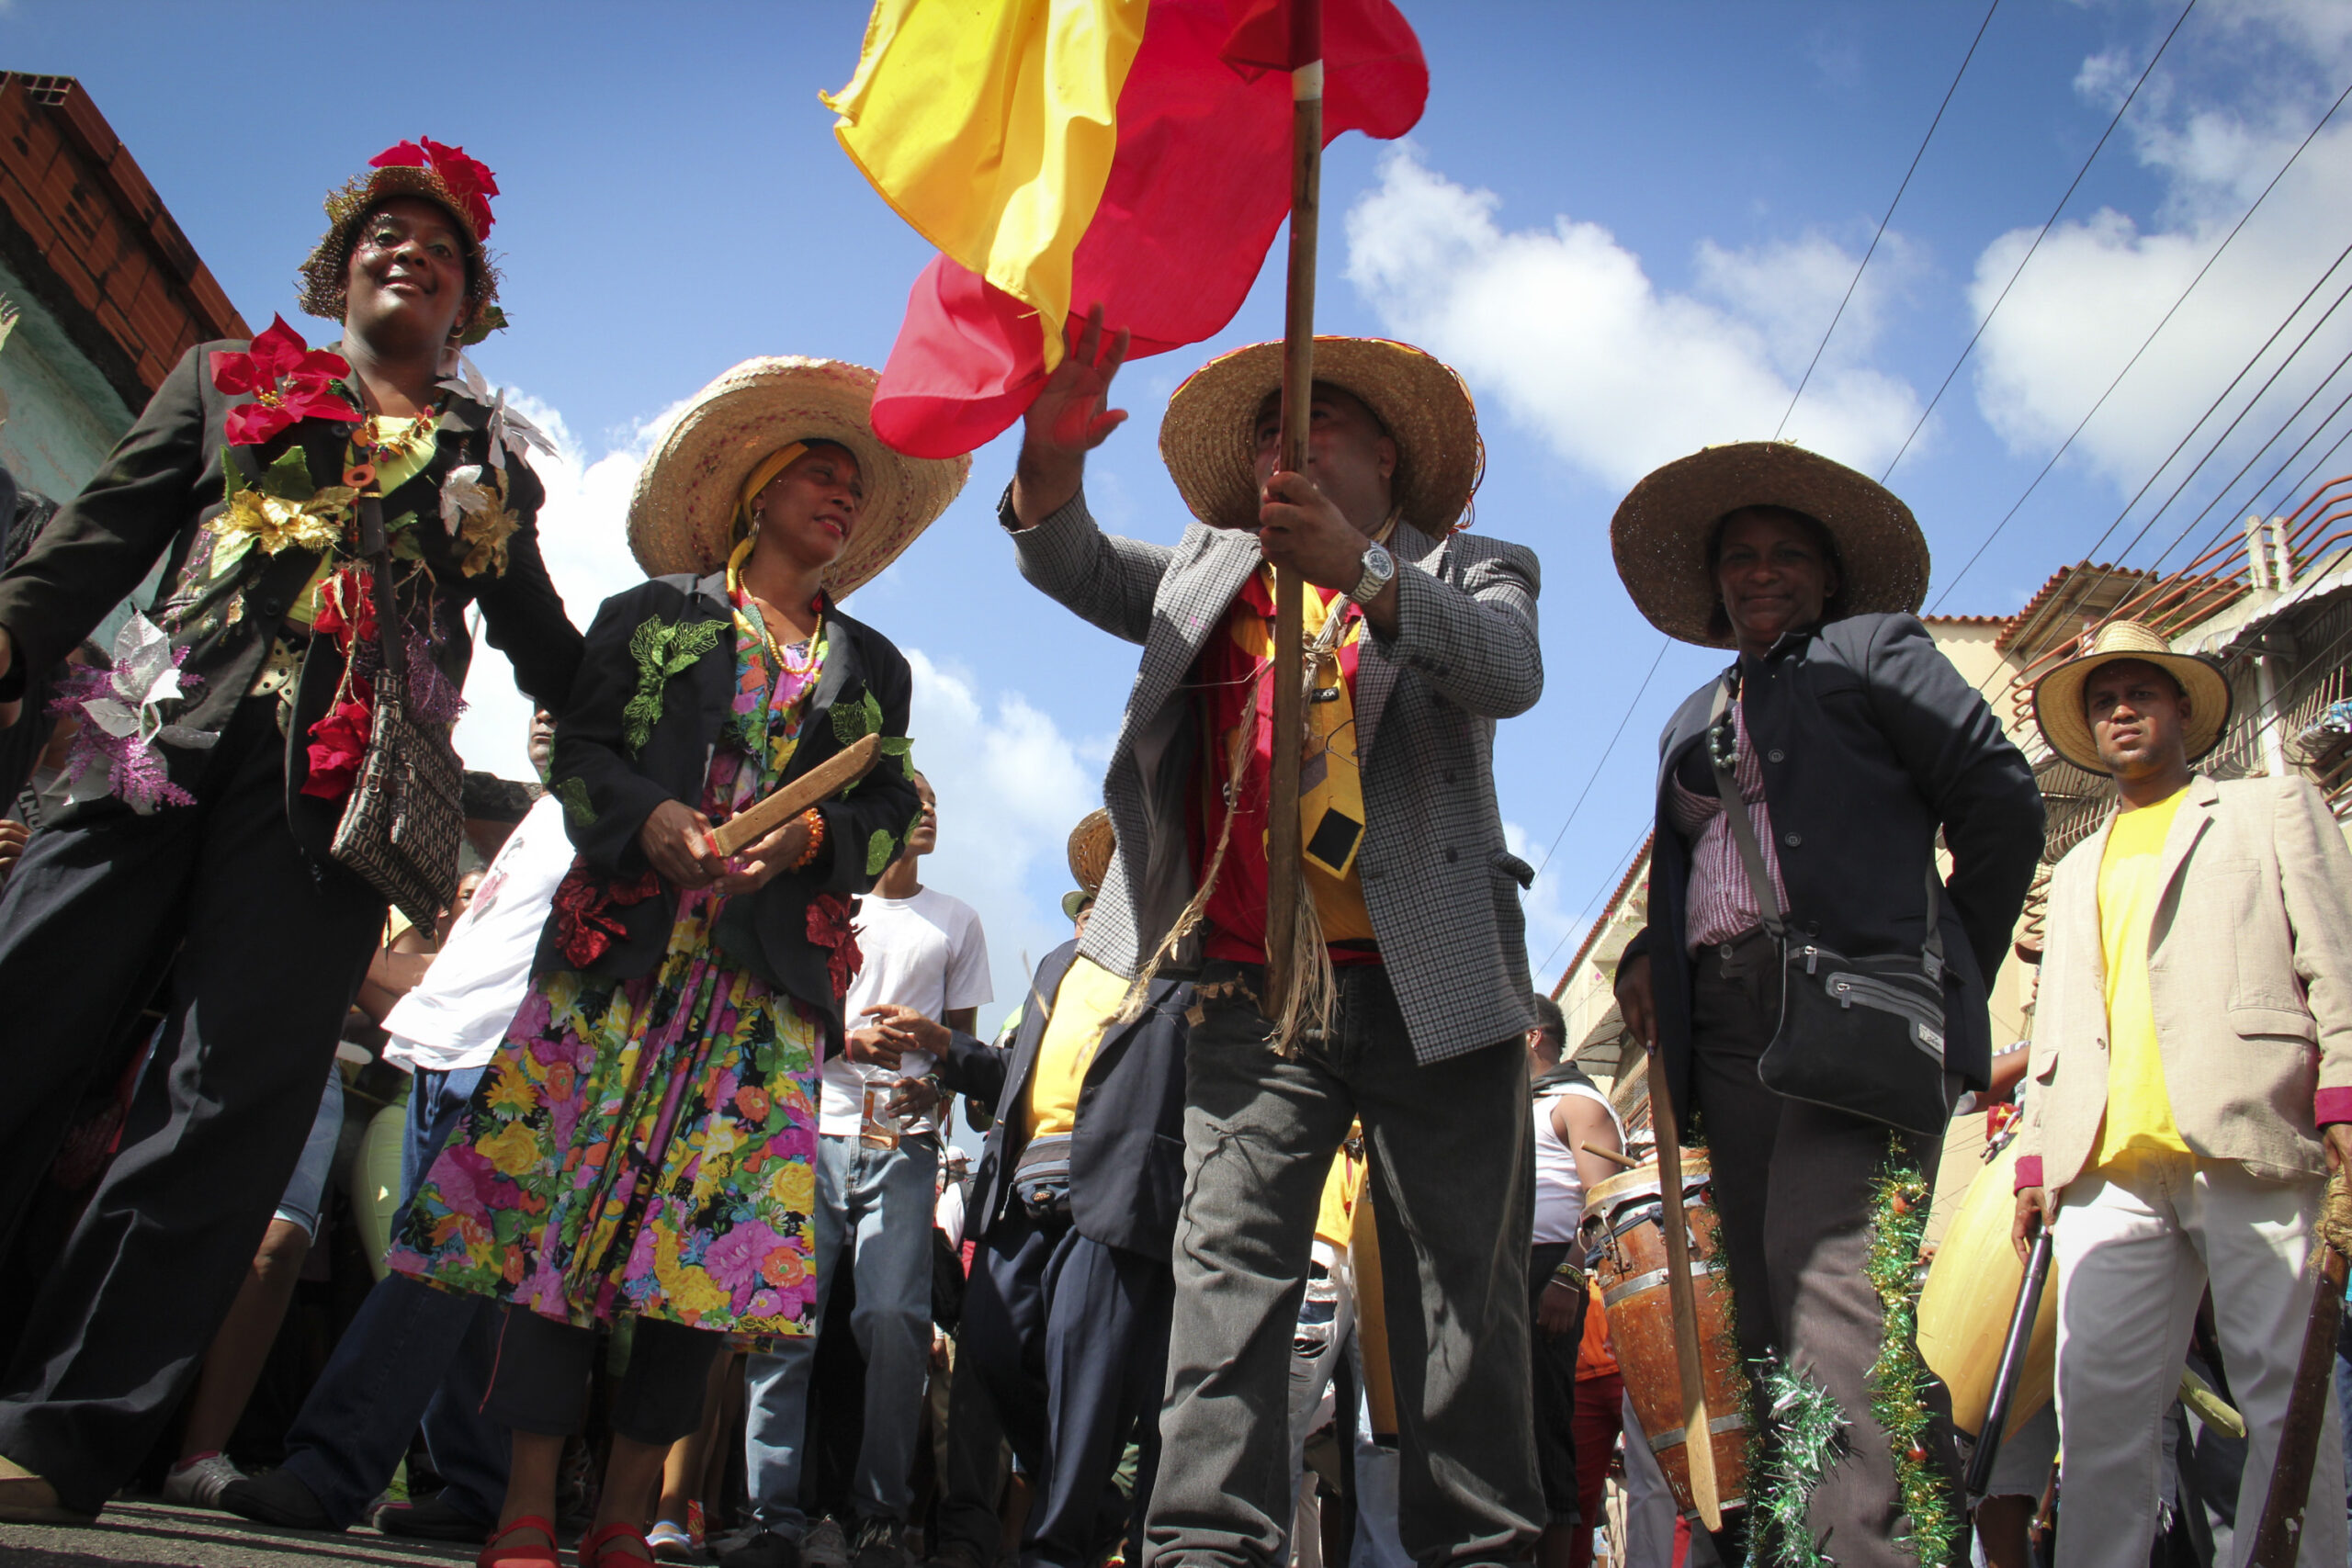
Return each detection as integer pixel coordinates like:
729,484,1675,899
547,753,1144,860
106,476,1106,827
374,1489,494,1543
849,1515,906,1568
721,1529,804,1568
803,1519,851,1568
219,1467,340,1532
162,1452,246,1510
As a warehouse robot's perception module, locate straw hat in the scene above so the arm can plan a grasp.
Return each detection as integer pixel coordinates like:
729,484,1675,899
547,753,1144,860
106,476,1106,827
2030,619,2232,775
1610,441,1929,649
627,358,970,591
1061,808,1114,920
1159,337,1483,534
300,138,507,344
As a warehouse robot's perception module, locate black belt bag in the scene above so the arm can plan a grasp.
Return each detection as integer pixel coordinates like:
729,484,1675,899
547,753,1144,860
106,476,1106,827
1012,1132,1074,1220
1707,676,1953,1138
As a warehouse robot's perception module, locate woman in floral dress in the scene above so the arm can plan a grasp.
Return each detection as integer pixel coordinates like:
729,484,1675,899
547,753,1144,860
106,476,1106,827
390,358,966,1568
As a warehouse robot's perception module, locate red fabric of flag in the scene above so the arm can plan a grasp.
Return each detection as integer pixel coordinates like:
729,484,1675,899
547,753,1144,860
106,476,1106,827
871,0,1426,459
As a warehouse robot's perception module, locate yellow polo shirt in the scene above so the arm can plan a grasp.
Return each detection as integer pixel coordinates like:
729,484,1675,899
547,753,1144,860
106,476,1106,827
1024,955,1132,1140
2090,787,2192,1170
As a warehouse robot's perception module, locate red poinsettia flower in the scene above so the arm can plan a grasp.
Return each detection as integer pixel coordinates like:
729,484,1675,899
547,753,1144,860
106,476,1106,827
807,893,865,1002
300,694,375,802
551,863,662,968
212,316,355,446
310,565,379,653
370,137,499,237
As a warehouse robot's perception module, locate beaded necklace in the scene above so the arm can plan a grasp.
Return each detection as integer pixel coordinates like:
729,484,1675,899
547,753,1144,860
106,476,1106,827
725,536,822,679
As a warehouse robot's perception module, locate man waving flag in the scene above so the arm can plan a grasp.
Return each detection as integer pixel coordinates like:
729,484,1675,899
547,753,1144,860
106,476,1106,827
827,0,1427,458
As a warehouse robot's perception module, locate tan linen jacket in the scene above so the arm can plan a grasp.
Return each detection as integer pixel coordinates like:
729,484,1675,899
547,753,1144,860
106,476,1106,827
2016,773,2352,1192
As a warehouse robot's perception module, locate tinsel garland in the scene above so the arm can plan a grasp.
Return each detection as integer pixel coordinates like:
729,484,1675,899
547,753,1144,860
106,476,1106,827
1862,1138,1961,1564
1744,1359,1846,1568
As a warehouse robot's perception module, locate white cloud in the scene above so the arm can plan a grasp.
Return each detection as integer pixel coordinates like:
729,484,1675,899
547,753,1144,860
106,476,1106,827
1968,4,2352,503
1343,145,1925,490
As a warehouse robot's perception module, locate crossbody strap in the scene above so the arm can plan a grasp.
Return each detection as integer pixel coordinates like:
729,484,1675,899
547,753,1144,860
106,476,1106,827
1704,673,1785,942
356,495,405,700
1707,671,1949,979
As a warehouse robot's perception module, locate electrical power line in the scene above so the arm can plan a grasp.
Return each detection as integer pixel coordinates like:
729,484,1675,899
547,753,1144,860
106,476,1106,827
1774,0,2000,443
1526,637,1669,888
1881,0,2199,484
1537,820,1652,986
1928,73,2352,611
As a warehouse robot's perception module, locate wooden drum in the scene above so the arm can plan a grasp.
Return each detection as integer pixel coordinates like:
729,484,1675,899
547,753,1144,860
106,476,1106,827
1916,1136,2055,1438
1581,1152,1749,1514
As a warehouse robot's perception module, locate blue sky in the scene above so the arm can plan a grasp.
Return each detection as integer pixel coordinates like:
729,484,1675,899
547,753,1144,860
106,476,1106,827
9,0,2350,1040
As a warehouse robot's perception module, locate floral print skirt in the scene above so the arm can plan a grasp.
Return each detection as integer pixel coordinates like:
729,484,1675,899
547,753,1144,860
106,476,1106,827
388,886,821,1337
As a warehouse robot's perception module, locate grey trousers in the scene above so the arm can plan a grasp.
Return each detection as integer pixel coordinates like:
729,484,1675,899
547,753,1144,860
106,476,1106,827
1687,932,1959,1568
1144,960,1541,1568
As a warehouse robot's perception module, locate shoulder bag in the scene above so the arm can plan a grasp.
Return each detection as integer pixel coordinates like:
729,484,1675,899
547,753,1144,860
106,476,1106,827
1706,674,1952,1136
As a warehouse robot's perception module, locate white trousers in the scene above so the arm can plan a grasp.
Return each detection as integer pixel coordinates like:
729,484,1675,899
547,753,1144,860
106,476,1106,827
2052,1154,2344,1568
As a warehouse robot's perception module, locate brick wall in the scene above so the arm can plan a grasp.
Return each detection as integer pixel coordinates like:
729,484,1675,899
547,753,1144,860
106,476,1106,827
0,73,247,412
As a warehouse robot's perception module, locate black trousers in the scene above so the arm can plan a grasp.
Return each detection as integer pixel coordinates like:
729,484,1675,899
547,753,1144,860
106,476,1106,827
1687,931,1958,1568
0,696,384,1513
959,1204,1173,1568
484,1309,721,1447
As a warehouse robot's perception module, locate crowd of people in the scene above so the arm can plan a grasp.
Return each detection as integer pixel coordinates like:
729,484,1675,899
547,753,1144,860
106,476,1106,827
0,130,2348,1568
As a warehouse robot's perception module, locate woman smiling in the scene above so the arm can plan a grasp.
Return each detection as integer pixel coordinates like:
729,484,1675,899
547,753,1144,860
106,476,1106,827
388,358,965,1568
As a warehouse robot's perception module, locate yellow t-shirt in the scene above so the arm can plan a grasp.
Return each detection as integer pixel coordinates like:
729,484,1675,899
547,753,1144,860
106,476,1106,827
1316,1131,1368,1248
1024,955,1132,1140
2090,787,2192,1169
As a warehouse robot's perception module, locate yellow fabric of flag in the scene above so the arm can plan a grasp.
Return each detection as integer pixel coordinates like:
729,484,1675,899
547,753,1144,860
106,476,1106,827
825,0,1149,378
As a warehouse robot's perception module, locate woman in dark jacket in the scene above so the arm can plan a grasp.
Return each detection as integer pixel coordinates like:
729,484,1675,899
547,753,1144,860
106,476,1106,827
0,140,581,1526
1608,443,2042,1567
389,358,965,1568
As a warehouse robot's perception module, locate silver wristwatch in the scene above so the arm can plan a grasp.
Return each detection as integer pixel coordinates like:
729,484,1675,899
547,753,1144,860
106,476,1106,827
1349,541,1396,605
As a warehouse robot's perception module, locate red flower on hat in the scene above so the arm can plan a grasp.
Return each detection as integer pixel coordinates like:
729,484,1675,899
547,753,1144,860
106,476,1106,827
370,137,499,237
210,316,355,446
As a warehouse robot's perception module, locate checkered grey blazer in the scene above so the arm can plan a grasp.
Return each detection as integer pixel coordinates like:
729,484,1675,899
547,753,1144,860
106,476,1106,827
1008,489,1544,1065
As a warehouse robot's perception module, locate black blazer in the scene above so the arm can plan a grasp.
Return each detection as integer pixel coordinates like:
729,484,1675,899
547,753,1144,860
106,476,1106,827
539,570,922,1055
1626,613,2044,1131
936,941,1193,1259
0,339,582,856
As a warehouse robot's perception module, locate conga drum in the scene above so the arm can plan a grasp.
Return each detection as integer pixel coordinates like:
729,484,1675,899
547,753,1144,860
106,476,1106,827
1916,1135,2055,1438
1581,1152,1748,1513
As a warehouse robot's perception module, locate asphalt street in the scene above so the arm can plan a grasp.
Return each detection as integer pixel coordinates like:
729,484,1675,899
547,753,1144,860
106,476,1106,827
0,1499,478,1566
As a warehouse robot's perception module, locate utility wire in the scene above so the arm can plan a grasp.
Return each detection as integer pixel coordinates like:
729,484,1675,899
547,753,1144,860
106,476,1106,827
1774,0,2000,442
1928,73,2352,610
1537,821,1651,987
2135,345,2352,574
1881,0,2199,484
1526,637,1669,888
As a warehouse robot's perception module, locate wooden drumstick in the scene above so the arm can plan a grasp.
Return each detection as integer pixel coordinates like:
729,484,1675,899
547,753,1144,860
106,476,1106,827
707,734,881,859
1643,1044,1722,1530
1582,1142,1641,1170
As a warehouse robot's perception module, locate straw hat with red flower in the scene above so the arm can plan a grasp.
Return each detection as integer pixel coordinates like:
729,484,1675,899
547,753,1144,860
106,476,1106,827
300,138,507,345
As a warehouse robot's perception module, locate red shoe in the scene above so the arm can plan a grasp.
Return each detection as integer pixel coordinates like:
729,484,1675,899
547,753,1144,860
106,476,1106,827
577,1519,655,1568
478,1516,562,1568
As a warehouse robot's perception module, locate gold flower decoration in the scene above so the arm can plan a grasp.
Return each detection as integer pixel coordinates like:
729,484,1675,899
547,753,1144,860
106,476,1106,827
441,463,521,577
219,484,357,556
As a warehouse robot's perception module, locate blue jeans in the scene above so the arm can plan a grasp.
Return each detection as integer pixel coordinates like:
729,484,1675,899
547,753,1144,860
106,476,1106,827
279,1064,504,1529
744,1133,940,1533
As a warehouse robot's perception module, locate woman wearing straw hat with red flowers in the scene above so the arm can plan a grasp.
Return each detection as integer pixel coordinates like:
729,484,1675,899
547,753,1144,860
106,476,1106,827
0,138,582,1526
386,357,962,1568
1608,443,2043,1563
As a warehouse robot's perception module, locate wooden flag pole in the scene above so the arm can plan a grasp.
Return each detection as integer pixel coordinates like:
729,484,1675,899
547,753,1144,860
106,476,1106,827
1266,0,1323,1016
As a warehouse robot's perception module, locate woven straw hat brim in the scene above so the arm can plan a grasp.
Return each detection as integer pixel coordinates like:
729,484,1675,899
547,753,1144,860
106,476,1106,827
627,358,970,591
2030,627,2232,775
1159,338,1482,534
1066,808,1114,894
328,166,487,247
1610,442,1930,649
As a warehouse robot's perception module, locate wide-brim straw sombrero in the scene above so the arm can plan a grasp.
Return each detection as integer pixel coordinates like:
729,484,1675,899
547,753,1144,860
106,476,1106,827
1060,808,1114,920
1611,441,1929,649
2030,619,2231,775
1159,337,1483,534
627,357,970,592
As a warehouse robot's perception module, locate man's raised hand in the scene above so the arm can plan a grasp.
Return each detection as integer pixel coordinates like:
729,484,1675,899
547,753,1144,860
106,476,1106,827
1012,304,1131,527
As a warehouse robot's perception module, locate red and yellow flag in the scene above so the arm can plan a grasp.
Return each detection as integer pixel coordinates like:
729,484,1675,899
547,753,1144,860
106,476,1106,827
827,0,1428,458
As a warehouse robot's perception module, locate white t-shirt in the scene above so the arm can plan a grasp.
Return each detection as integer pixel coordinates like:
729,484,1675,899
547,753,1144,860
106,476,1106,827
383,794,575,1075
819,884,993,1136
1532,1078,1625,1246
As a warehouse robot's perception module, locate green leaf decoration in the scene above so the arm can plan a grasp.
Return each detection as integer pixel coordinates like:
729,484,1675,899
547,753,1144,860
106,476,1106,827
390,527,425,563
878,735,911,759
554,776,598,829
258,444,321,502
831,688,883,747
621,614,728,758
865,828,896,875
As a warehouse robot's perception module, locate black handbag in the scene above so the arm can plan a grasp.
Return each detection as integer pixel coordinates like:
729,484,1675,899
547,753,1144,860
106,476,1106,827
1706,676,1953,1137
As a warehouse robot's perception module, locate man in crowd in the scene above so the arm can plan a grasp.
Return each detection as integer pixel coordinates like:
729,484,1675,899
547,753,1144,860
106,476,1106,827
1001,310,1546,1564
2014,620,2352,1564
221,712,573,1542
734,774,990,1568
867,808,1191,1568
